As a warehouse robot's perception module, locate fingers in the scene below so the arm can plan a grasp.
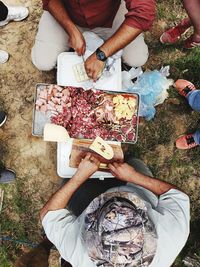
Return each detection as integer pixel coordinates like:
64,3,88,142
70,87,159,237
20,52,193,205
113,162,121,168
85,153,100,165
85,69,99,81
85,153,92,160
76,47,84,56
108,163,116,172
82,44,86,55
71,44,85,56
108,162,123,174
90,156,100,165
109,169,116,177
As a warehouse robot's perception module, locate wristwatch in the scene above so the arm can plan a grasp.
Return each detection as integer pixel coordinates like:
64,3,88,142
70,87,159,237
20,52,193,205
96,48,107,62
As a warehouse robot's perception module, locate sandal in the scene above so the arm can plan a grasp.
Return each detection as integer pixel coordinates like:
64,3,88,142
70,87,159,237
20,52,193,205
176,134,199,150
174,79,196,97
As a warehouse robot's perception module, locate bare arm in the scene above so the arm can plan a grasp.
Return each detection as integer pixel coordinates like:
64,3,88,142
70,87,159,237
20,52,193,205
45,0,86,55
108,162,178,196
40,154,100,221
101,24,141,58
84,24,141,81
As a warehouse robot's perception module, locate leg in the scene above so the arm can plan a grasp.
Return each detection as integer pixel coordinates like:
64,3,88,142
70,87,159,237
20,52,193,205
31,11,70,71
112,1,149,67
92,1,149,67
0,3,29,27
0,1,8,21
187,90,200,111
122,35,149,67
194,129,200,145
183,0,200,41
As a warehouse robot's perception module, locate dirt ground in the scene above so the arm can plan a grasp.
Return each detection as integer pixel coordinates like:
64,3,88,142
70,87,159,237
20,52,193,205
0,0,61,265
0,0,200,266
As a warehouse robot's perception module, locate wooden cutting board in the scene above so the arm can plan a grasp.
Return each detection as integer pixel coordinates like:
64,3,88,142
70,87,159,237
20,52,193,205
69,139,124,170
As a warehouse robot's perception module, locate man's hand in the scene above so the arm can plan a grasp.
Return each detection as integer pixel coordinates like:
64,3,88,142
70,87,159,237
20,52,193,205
109,161,178,196
75,153,100,181
69,27,86,56
108,162,137,182
40,153,100,221
84,53,105,81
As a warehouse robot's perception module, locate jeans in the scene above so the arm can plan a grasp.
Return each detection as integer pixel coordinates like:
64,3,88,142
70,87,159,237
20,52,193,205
194,130,200,145
0,1,8,21
187,90,200,145
187,89,200,112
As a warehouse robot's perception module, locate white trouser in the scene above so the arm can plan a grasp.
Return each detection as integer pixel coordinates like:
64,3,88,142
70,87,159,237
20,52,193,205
32,1,149,71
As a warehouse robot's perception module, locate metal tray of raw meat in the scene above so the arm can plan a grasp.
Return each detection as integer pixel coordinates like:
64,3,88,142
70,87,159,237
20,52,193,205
32,83,139,143
32,83,52,137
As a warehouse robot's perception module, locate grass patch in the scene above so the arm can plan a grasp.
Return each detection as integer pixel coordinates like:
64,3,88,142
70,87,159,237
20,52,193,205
0,246,11,267
0,178,40,265
169,48,200,85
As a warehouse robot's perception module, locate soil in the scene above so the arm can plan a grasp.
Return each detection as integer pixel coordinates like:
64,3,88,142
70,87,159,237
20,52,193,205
0,1,60,265
0,1,200,266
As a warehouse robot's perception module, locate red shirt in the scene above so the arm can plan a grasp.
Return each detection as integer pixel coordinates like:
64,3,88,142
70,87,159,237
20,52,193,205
42,0,155,31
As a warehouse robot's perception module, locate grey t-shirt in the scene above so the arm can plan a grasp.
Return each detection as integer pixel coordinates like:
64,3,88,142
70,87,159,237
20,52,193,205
42,184,190,267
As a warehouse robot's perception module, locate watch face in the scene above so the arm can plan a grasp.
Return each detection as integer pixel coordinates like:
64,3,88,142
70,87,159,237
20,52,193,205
99,51,105,61
96,49,107,61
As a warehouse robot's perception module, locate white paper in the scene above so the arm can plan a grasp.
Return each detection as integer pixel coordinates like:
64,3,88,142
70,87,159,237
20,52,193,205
57,52,122,91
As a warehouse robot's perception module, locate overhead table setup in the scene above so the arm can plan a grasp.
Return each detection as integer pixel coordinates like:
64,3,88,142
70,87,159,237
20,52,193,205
32,52,139,179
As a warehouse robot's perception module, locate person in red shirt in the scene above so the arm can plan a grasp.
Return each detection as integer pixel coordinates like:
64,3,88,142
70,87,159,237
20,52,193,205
32,0,155,80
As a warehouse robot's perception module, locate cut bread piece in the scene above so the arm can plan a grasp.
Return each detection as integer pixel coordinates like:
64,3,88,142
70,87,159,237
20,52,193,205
73,63,89,82
43,123,70,142
89,137,114,160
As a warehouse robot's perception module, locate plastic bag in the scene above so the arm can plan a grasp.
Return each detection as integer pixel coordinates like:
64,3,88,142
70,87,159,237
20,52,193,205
83,31,122,75
80,31,123,89
123,67,173,120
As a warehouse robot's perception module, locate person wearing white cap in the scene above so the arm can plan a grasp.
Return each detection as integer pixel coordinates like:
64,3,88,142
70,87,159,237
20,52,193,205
40,153,190,267
0,1,29,64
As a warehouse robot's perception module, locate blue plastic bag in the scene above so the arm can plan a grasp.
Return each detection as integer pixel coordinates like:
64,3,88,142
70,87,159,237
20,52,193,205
127,70,173,120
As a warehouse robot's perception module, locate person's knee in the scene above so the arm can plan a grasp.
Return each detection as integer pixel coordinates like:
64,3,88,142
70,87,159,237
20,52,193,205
31,44,57,71
123,53,149,67
123,35,149,67
123,46,149,67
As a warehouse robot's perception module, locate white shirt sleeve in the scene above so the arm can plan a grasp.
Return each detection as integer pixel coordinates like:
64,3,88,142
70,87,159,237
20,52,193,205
157,189,190,241
42,209,80,260
151,189,190,267
42,209,96,267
